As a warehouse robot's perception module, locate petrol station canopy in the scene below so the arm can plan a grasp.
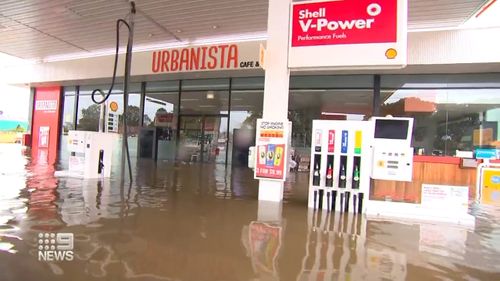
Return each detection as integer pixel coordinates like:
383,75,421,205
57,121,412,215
0,0,489,60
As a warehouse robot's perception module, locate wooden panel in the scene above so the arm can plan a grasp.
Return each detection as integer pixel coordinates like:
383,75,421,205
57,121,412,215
371,161,477,203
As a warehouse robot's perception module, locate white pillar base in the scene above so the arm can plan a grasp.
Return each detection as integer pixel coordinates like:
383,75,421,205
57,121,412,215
257,200,283,222
258,180,284,202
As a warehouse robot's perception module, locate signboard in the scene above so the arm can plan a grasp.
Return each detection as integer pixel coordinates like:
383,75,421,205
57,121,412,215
155,112,174,127
31,86,62,164
480,168,500,205
421,184,469,211
475,148,498,159
254,119,289,181
35,100,58,112
151,42,262,74
289,0,407,69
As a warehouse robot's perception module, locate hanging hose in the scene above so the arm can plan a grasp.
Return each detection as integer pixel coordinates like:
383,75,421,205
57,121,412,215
91,2,135,183
90,19,129,105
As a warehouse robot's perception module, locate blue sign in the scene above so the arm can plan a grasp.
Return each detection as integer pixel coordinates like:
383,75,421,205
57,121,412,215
475,148,498,159
341,130,348,153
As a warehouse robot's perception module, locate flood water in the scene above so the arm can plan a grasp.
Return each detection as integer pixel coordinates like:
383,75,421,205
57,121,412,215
1,143,500,281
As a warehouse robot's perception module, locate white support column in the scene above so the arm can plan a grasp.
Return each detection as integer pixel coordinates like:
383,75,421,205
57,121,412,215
258,0,292,202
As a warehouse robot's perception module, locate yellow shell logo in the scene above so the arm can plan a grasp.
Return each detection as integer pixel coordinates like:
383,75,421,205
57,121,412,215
110,101,119,112
385,48,398,59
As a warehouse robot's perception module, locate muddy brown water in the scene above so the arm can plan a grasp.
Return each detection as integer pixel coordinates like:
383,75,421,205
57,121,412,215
0,144,500,281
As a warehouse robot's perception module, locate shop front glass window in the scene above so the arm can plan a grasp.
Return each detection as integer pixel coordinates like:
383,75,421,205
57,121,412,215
62,87,76,134
180,90,229,115
60,87,76,166
143,81,180,160
229,77,264,166
77,94,100,132
382,88,500,156
76,84,141,162
381,74,500,156
288,95,373,177
288,88,374,148
77,84,141,132
144,92,179,160
177,79,229,163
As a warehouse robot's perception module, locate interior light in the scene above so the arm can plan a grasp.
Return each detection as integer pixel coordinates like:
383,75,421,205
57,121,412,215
206,91,215,99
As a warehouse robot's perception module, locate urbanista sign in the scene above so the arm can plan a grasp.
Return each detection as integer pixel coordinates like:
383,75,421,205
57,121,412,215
150,42,263,74
288,0,408,70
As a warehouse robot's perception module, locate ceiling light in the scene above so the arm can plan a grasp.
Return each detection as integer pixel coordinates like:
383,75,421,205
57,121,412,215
148,33,154,38
145,97,166,106
176,29,182,33
212,25,219,29
206,91,215,99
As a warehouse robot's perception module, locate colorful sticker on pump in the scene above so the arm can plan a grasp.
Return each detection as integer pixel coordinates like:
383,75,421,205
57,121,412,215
328,130,335,153
341,130,348,153
354,131,362,154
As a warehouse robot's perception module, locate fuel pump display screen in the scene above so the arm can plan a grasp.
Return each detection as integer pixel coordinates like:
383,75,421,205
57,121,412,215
374,119,409,140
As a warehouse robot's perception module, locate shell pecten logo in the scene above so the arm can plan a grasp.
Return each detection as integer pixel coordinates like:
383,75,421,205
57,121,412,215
385,48,398,59
109,101,119,112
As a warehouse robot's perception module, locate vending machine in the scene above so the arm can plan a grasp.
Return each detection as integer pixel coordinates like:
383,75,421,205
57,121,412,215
308,120,374,213
67,131,117,178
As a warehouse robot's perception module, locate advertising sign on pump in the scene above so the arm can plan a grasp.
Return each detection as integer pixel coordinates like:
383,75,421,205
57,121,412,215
288,0,408,70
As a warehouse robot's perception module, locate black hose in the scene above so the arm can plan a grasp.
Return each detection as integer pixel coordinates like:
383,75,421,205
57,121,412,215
90,10,134,183
91,19,129,105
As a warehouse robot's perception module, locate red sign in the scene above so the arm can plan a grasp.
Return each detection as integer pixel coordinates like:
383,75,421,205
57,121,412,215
255,144,286,180
328,130,335,153
291,0,397,47
31,86,62,164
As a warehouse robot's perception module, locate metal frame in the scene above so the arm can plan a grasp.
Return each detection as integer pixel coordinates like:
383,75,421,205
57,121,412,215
73,85,80,130
226,78,232,167
373,74,381,117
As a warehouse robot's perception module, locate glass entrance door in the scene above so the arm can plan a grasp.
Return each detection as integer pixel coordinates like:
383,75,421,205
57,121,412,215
178,115,228,164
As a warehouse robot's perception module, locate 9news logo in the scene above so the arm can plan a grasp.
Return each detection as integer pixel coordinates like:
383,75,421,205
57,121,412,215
37,233,74,261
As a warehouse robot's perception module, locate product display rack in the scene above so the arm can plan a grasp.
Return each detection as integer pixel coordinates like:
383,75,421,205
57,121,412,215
308,120,373,213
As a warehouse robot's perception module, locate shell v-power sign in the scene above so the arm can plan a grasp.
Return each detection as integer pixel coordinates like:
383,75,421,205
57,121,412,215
288,0,408,70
